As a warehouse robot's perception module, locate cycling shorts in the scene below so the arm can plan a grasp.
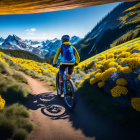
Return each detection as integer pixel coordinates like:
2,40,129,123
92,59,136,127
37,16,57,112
59,64,74,75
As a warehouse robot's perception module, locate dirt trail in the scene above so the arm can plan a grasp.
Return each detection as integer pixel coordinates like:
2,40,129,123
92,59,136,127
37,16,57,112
20,72,134,140
21,72,94,140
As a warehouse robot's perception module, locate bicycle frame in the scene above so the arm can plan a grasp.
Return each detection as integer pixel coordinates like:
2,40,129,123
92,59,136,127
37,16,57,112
63,67,68,96
56,65,77,110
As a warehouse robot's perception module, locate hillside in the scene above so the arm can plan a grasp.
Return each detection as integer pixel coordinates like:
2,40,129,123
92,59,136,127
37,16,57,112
0,37,140,139
74,37,140,112
0,48,53,64
75,1,140,61
72,37,140,134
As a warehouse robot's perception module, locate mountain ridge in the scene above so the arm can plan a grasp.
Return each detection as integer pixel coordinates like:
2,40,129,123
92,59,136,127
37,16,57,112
75,1,140,61
0,35,80,58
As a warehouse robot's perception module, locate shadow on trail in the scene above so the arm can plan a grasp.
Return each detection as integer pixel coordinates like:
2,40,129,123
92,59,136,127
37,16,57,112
25,92,139,140
25,92,70,120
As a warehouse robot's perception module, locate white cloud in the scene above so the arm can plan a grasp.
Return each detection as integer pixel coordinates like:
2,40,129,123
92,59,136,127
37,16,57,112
23,33,48,41
30,28,36,32
25,28,37,32
25,28,37,36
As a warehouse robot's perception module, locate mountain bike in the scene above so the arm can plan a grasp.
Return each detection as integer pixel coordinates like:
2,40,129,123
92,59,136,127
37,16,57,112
55,65,77,110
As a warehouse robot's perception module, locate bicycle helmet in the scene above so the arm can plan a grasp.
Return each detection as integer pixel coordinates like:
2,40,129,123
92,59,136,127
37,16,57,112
61,35,70,42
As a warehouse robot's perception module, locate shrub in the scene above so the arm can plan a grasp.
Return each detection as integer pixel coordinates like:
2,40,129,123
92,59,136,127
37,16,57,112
13,71,28,84
24,69,39,79
13,129,28,140
0,80,30,104
4,104,30,118
0,61,11,75
0,104,34,140
0,118,15,139
16,117,34,133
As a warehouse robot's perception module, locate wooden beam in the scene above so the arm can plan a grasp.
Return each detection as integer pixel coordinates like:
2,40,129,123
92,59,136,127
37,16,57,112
0,0,136,15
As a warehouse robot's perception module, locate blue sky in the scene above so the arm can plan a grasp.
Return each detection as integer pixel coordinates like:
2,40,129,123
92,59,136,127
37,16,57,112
0,2,121,40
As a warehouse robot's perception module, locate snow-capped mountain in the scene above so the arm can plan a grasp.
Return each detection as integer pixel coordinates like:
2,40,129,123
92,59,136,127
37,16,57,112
2,35,30,49
70,36,80,44
25,40,42,48
41,39,62,57
0,35,80,58
26,35,80,57
1,35,48,58
0,37,5,45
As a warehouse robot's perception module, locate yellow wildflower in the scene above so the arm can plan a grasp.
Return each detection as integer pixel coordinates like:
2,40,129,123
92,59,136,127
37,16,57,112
107,53,114,59
111,86,128,97
117,52,131,59
84,74,91,80
100,68,117,81
89,78,97,85
108,62,118,68
0,96,5,110
131,98,140,111
98,55,106,60
122,57,140,69
138,75,140,80
98,81,105,88
95,73,101,81
121,66,132,74
116,78,128,86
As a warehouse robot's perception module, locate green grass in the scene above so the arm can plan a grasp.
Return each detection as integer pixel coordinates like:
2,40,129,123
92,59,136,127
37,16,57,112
13,71,28,84
0,74,30,104
78,70,86,78
0,61,11,75
4,104,30,118
2,55,56,90
13,129,28,140
0,117,16,139
0,61,30,104
0,104,34,140
0,55,34,140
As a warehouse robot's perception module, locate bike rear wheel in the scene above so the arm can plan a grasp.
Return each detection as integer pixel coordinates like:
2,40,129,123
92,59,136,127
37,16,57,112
56,72,61,97
64,79,77,110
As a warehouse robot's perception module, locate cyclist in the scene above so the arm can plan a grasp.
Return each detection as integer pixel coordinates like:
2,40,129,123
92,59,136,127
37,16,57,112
53,35,80,93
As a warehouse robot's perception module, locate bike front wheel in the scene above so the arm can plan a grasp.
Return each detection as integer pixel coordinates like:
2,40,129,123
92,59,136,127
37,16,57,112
64,79,77,110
